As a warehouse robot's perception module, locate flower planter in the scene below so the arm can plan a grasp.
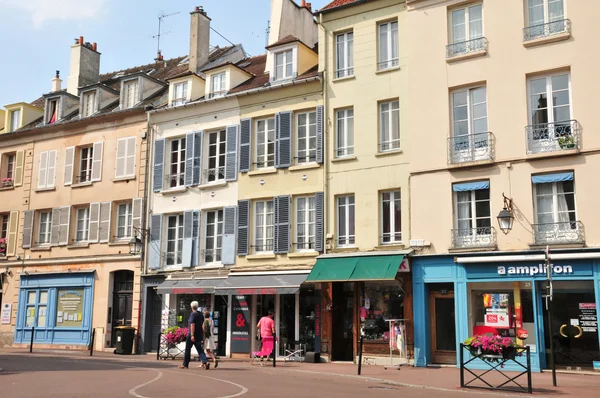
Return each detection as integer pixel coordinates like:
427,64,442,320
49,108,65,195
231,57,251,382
502,345,517,360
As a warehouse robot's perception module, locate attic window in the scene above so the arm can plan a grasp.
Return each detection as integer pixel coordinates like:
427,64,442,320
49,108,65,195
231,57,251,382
47,99,60,124
114,72,125,78
123,80,139,109
275,50,293,81
209,73,226,99
82,91,97,117
146,68,156,75
171,82,188,106
8,109,21,132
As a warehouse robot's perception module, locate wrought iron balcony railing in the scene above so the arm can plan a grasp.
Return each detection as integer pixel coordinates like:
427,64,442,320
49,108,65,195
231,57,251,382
451,226,496,249
379,140,401,153
164,251,183,266
533,221,584,245
526,120,579,155
380,232,402,246
166,172,185,189
204,167,225,182
448,132,494,164
202,248,222,264
446,37,488,59
523,19,571,42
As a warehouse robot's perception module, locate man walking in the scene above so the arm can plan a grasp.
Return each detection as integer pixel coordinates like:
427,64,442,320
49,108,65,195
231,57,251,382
179,301,209,370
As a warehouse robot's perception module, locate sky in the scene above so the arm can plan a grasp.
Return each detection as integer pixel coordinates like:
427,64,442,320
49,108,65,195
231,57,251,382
0,0,329,107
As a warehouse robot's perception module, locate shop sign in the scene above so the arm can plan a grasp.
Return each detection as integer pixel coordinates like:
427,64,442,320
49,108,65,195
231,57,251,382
230,295,251,353
1,303,11,324
483,294,510,328
579,303,597,333
399,258,410,273
497,264,573,277
56,289,84,328
171,288,207,295
235,288,277,295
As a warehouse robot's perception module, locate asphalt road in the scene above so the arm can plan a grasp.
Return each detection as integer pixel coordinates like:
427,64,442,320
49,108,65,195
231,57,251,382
0,353,505,398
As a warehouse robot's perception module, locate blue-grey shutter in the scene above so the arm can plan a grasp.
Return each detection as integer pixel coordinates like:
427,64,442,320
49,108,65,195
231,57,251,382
274,195,291,254
315,192,324,253
182,210,193,267
237,200,250,256
316,106,324,164
222,206,237,265
275,111,292,168
153,139,165,192
185,133,194,186
239,119,252,173
192,210,200,266
148,214,162,270
225,124,239,181
193,131,203,185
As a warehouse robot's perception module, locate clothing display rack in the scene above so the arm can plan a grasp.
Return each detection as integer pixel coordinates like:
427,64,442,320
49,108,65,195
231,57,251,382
384,318,408,370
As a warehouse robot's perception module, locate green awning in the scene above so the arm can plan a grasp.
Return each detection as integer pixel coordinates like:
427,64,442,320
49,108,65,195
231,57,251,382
305,254,406,282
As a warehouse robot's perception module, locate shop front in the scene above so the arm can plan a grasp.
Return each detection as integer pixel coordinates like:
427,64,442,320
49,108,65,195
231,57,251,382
306,252,413,364
412,253,600,372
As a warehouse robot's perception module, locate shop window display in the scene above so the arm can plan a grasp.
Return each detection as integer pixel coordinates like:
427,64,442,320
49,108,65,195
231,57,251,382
360,281,405,341
299,287,318,352
176,294,211,327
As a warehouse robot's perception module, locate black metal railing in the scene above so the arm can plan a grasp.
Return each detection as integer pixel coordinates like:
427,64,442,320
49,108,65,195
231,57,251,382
335,147,354,158
377,58,399,70
336,67,354,79
379,140,401,153
447,37,488,58
448,132,494,164
253,160,275,169
294,154,317,165
533,221,584,245
451,226,497,249
380,232,402,245
523,19,570,41
293,241,316,250
526,120,580,154
251,243,274,253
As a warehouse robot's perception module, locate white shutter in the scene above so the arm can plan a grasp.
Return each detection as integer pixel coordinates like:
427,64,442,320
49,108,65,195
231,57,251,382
99,202,111,243
50,208,61,245
7,211,19,256
132,198,143,232
58,206,71,245
64,146,75,185
37,151,48,189
88,203,100,243
91,141,104,182
125,137,136,177
47,150,57,188
22,210,34,249
115,138,126,178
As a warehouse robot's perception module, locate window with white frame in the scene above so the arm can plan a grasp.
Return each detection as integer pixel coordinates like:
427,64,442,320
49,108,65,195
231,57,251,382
378,21,399,70
254,200,274,253
204,209,223,264
117,203,133,239
527,0,565,29
77,146,94,183
172,82,189,106
207,131,226,182
336,32,354,78
47,98,59,124
9,109,21,131
38,211,52,245
123,80,139,109
75,207,90,242
379,100,400,152
296,196,316,251
275,49,293,81
529,73,570,127
3,153,15,181
454,187,491,237
255,118,275,168
210,73,226,98
168,137,186,188
166,214,184,266
296,111,317,164
381,190,401,244
337,195,355,247
451,86,488,161
450,4,483,44
336,108,354,157
534,179,576,228
82,91,97,117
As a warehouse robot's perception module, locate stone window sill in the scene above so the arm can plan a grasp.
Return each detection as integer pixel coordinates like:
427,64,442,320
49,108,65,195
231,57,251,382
288,251,319,258
331,155,357,163
71,181,93,189
523,31,570,48
375,66,401,75
446,49,487,63
247,253,276,260
108,241,130,247
34,187,56,192
448,246,496,253
332,75,355,83
160,186,188,195
0,186,15,192
375,149,403,158
31,246,52,252
199,181,228,190
329,247,360,254
67,243,90,249
248,168,278,176
375,244,405,251
113,176,136,182
289,163,320,172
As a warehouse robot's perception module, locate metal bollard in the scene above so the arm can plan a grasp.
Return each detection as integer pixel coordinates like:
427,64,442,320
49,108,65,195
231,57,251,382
89,328,96,357
273,333,277,368
157,332,162,360
29,327,35,353
358,334,364,375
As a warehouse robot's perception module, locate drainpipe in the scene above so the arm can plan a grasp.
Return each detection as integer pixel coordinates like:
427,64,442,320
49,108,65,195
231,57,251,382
320,12,329,255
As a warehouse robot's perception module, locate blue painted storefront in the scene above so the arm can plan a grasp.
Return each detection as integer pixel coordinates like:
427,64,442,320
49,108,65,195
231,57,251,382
412,255,600,372
14,272,95,346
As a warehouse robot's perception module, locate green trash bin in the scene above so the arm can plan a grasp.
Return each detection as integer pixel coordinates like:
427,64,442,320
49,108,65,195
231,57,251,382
114,326,136,355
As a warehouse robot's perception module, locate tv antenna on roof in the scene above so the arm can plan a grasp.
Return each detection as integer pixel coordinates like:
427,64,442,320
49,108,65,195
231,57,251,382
152,11,180,58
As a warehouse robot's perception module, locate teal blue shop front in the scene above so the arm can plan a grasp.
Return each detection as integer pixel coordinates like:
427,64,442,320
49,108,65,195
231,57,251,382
412,253,600,372
14,272,95,346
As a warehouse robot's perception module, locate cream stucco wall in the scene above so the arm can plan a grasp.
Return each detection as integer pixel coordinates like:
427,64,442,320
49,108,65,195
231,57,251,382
320,0,409,252
407,0,600,253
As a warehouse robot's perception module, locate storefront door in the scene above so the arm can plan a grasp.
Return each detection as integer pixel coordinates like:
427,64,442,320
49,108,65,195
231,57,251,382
332,283,354,361
430,292,456,364
215,295,228,357
544,281,599,368
111,271,133,347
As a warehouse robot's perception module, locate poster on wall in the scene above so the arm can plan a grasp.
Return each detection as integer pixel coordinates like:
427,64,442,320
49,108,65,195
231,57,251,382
579,303,598,333
483,293,510,329
230,295,250,353
1,303,11,324
56,289,84,328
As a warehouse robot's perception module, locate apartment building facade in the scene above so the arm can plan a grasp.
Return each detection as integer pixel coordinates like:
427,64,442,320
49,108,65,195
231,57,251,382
407,0,600,371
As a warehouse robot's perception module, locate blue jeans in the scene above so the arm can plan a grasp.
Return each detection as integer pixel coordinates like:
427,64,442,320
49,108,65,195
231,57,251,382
182,335,207,367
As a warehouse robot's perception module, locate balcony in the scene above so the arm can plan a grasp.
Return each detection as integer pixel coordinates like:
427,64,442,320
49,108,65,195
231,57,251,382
204,167,225,183
164,251,183,267
165,172,185,189
451,226,496,249
533,221,584,246
523,19,571,44
526,120,579,155
202,248,221,264
448,132,494,165
446,37,488,61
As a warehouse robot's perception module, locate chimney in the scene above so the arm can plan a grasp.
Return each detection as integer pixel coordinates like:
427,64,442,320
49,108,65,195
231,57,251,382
189,6,211,73
52,70,63,92
306,2,312,11
268,0,318,47
67,36,101,95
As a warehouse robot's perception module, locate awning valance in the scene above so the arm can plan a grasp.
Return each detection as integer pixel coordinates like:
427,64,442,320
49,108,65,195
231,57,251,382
305,254,407,283
532,172,573,184
154,278,227,295
214,273,309,296
453,181,489,192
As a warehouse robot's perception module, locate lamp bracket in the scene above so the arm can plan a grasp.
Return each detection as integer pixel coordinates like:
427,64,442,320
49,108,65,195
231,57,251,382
502,193,513,211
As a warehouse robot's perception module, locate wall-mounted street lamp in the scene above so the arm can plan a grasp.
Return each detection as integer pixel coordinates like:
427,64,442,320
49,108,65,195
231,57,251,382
129,227,149,256
496,193,514,235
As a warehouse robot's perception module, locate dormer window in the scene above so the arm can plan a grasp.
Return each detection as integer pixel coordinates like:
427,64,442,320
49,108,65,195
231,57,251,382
47,98,60,124
172,82,189,106
275,49,294,81
82,91,97,117
123,80,139,109
209,73,226,99
8,109,21,132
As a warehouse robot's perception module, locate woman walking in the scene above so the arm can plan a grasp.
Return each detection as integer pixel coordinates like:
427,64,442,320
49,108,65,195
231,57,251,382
203,309,218,369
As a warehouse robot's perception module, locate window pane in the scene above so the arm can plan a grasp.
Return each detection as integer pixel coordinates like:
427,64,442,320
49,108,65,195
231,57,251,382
27,291,37,304
452,9,466,43
468,5,483,39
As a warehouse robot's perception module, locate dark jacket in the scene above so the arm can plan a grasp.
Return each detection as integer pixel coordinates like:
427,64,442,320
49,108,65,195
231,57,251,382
188,310,204,339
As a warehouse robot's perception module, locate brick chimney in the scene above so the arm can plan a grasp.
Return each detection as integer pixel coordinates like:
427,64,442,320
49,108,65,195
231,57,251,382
189,6,211,73
67,36,101,95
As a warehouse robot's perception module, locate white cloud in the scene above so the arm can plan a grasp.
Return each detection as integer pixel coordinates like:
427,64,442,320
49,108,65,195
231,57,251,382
0,0,108,27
